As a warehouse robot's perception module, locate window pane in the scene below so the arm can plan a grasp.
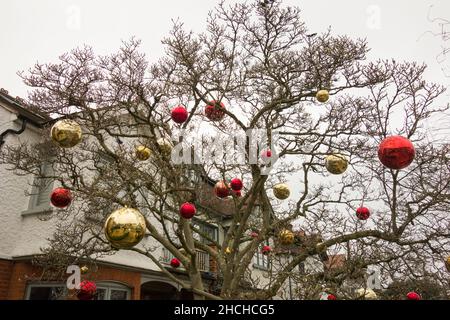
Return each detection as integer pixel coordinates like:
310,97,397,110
110,289,128,300
28,286,65,300
94,288,107,300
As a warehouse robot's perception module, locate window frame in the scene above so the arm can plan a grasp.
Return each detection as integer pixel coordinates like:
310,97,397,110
25,283,67,300
22,162,54,216
253,241,271,270
95,281,131,300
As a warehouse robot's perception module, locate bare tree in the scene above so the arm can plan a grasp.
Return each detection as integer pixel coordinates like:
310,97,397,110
1,0,449,300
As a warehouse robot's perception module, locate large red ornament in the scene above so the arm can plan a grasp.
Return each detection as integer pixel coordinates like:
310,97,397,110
262,245,271,255
232,190,242,197
77,280,96,300
205,101,226,121
179,202,196,219
230,178,243,191
327,294,337,300
356,207,370,220
170,258,181,268
406,292,421,300
378,136,415,170
171,105,189,124
214,181,230,198
50,188,72,208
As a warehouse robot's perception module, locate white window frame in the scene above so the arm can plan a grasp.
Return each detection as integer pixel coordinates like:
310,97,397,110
22,162,54,216
253,241,270,270
95,282,131,300
25,283,66,300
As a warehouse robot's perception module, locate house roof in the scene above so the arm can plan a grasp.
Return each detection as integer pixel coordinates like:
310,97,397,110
0,88,49,127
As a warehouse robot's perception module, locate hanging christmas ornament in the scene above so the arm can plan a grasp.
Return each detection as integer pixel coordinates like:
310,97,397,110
316,90,330,103
170,258,181,268
232,190,242,197
261,149,272,161
325,154,348,175
230,178,243,191
214,181,230,198
279,229,295,245
262,245,271,255
179,202,196,219
80,265,89,274
327,294,337,300
171,105,189,124
157,138,173,157
50,119,82,148
104,207,146,249
378,136,415,170
50,187,72,208
273,183,290,200
445,256,450,272
225,247,232,254
135,145,151,161
355,288,377,300
356,207,370,220
77,280,97,300
406,292,421,300
250,231,259,238
205,100,226,121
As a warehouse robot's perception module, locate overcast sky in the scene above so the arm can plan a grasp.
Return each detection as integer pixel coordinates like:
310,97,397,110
1,0,449,99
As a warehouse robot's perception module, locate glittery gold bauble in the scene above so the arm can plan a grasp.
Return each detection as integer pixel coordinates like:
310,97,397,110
446,256,450,272
225,247,232,254
273,183,290,200
104,207,146,249
50,119,82,148
355,288,377,300
80,265,89,274
316,90,330,103
157,138,173,157
136,146,151,161
279,229,295,245
325,154,348,175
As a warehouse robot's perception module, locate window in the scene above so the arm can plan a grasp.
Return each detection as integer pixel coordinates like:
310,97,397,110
192,220,218,244
253,242,270,270
94,282,131,300
23,162,54,215
26,284,66,300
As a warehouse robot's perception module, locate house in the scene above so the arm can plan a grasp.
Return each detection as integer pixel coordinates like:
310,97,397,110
0,89,337,300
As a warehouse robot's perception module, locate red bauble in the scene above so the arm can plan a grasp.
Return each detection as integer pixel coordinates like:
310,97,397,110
356,207,370,220
406,292,421,300
180,202,196,219
50,188,72,208
378,136,415,170
262,245,271,255
250,231,259,238
261,149,272,163
233,190,242,197
171,105,189,124
214,181,230,198
230,178,243,191
205,101,226,121
77,280,96,300
170,258,181,268
327,294,337,300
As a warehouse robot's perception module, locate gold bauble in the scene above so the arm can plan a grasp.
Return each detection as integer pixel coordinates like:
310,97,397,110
136,146,151,161
104,207,146,249
273,183,290,200
355,288,377,300
316,90,330,103
325,154,348,175
446,256,450,272
157,138,173,157
50,119,82,148
225,247,232,254
80,265,89,274
279,229,295,245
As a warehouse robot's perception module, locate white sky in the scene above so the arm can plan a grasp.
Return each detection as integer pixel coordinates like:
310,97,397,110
1,0,449,99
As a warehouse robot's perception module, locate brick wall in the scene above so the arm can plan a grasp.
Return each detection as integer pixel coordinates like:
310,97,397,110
1,259,142,300
0,259,13,299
